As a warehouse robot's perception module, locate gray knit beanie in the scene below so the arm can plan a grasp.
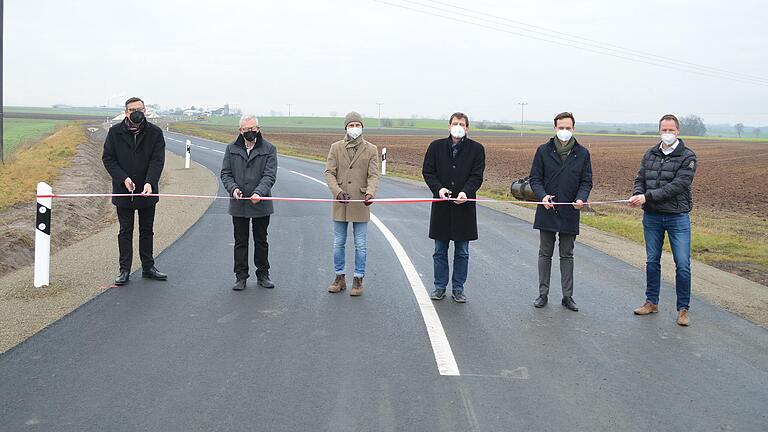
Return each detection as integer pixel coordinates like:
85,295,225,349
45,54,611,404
344,111,364,129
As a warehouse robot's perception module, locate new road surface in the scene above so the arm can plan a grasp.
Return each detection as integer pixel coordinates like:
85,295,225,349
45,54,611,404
1,131,766,431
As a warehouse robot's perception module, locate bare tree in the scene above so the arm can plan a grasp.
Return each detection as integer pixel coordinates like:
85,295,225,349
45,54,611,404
735,122,745,138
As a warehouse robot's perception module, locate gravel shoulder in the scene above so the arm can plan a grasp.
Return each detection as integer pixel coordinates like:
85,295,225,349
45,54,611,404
0,150,216,353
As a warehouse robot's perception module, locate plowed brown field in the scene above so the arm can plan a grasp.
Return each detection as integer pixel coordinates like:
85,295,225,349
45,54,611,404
268,132,768,216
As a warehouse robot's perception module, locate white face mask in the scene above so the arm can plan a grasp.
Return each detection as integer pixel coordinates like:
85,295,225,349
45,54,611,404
556,129,573,142
661,133,677,146
450,125,466,139
347,127,362,139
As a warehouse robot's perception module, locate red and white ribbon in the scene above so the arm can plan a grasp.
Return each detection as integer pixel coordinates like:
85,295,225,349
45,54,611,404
35,192,629,206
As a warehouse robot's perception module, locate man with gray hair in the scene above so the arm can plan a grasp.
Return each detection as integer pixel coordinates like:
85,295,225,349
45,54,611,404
221,114,278,291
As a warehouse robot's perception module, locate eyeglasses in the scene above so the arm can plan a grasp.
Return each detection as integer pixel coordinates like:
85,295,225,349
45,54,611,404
127,107,145,113
240,127,260,132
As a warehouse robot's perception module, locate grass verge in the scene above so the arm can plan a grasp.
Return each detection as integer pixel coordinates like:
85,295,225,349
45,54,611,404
0,123,84,209
2,118,67,157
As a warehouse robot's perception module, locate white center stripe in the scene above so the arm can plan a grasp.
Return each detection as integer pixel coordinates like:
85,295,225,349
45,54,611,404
288,169,460,376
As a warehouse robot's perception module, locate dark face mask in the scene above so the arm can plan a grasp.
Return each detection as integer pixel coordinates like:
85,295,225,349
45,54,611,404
243,130,259,142
129,110,145,124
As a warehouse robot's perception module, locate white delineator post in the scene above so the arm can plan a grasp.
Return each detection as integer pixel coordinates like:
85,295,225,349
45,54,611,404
381,147,387,175
185,139,191,169
34,182,53,287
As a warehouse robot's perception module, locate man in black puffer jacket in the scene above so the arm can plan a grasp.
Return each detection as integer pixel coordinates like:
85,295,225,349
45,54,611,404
629,114,697,326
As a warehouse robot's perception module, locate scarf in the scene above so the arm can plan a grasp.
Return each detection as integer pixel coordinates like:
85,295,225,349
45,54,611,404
124,117,145,135
344,134,363,160
555,136,575,162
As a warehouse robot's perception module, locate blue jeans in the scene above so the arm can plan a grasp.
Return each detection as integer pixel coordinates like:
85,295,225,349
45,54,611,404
643,211,692,310
433,239,470,292
333,221,368,278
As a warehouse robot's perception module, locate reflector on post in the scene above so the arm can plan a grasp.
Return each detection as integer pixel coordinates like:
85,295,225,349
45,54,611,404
34,182,52,288
185,139,191,169
381,147,387,176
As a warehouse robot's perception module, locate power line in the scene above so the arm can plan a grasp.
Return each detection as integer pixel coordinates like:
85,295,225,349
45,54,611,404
420,0,768,84
373,0,768,87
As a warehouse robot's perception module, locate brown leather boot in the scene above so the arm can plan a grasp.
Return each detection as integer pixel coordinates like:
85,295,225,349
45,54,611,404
677,309,690,326
350,277,363,296
633,301,658,315
328,274,346,293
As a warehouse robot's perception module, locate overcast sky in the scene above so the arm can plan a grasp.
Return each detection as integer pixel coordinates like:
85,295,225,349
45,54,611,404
4,0,768,125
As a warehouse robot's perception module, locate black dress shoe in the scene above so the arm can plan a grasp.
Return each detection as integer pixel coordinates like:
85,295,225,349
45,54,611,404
534,295,548,308
232,279,246,291
142,267,167,281
562,296,579,312
115,271,130,286
257,273,275,289
430,288,446,300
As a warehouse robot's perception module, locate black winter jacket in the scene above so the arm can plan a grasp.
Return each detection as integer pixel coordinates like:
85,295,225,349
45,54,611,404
633,139,696,214
422,136,486,241
529,138,593,235
102,120,165,209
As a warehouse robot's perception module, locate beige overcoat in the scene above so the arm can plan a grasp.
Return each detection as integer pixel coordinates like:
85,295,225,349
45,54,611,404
324,136,380,222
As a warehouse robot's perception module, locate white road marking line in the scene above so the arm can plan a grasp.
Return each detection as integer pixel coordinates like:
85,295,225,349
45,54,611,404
289,170,323,184
288,169,460,376
170,135,225,154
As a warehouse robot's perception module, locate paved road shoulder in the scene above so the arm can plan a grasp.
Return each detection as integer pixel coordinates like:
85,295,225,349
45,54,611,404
0,151,217,353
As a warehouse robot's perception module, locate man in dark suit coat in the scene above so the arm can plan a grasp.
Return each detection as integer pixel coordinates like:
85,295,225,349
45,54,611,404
102,97,167,286
422,112,486,303
529,112,593,312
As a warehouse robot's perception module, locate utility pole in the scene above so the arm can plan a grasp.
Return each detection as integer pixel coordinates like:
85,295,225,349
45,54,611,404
1,0,5,164
517,102,528,137
376,102,384,128
287,104,292,117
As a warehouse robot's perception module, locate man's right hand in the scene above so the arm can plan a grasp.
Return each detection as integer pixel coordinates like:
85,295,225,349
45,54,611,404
438,188,452,200
232,188,243,199
337,192,352,204
628,194,646,208
542,195,555,210
124,177,135,193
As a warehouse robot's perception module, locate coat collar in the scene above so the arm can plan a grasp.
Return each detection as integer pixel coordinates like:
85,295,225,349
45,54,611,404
651,138,686,157
231,134,269,160
341,137,372,165
544,137,582,164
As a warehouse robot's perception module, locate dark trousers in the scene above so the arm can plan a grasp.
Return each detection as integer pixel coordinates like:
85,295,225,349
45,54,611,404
116,205,156,272
538,230,576,297
233,215,270,280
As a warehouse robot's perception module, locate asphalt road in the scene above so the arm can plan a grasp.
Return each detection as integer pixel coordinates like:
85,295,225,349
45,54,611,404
1,130,766,431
